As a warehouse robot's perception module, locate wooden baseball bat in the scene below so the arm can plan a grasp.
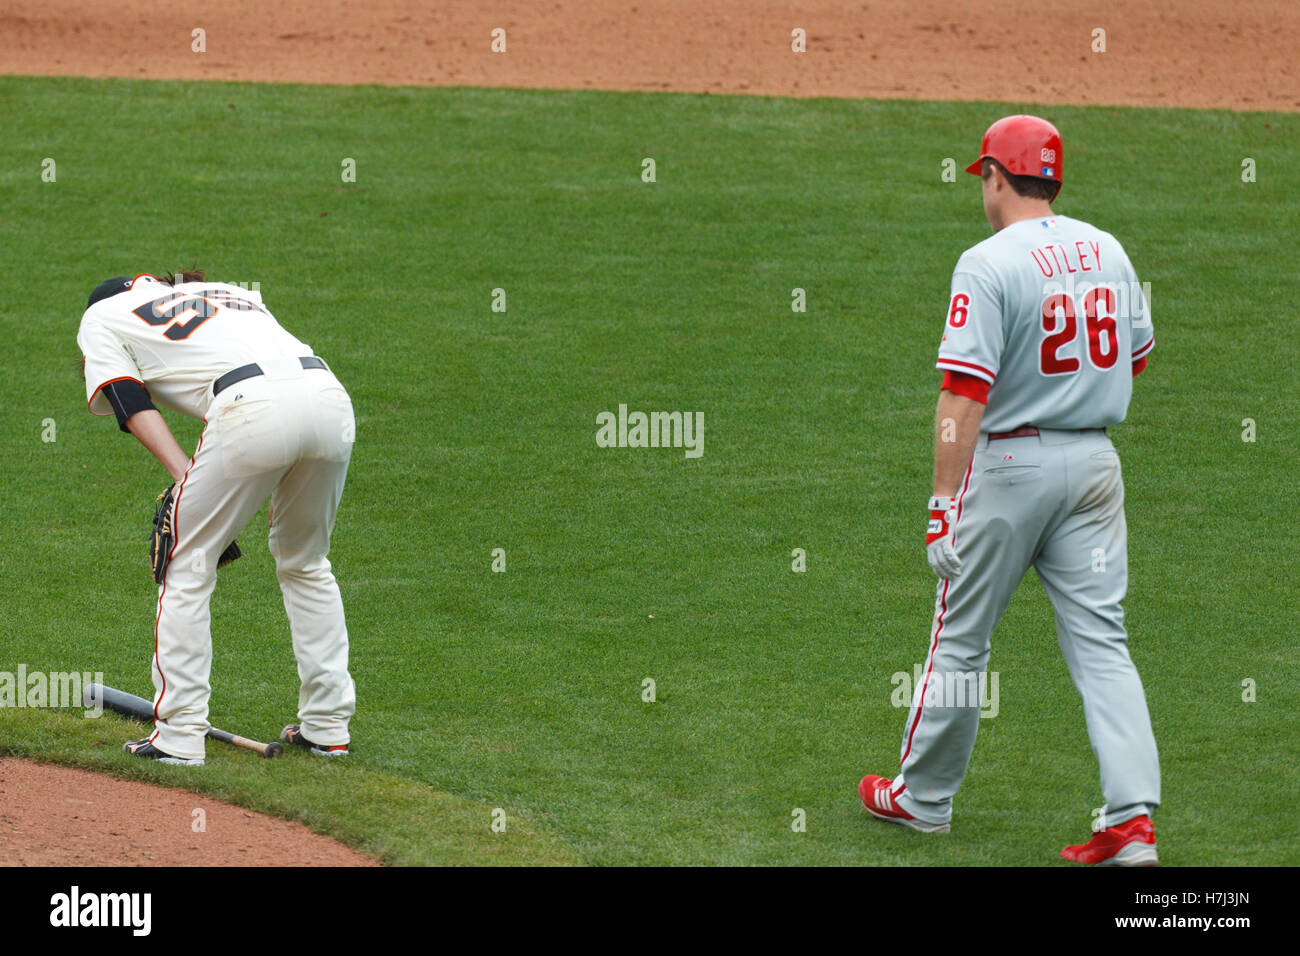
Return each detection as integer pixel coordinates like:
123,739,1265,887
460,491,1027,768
85,682,283,758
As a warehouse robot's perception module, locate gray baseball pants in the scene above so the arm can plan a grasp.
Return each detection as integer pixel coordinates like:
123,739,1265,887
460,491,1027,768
892,427,1160,827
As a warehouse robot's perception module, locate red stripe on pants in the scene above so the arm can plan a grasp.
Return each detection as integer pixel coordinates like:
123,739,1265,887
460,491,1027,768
901,455,975,765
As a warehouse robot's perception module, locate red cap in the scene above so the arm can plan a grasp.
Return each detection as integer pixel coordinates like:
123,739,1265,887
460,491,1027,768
965,114,1063,199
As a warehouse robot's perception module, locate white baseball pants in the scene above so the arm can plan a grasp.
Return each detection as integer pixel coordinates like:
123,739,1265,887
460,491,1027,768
892,428,1161,827
148,358,356,759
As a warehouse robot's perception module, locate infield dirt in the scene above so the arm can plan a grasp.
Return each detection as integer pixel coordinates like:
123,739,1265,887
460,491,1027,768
0,758,377,866
2,0,1297,111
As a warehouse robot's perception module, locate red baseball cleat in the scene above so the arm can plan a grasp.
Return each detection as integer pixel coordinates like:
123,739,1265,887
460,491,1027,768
858,774,951,833
1061,815,1158,866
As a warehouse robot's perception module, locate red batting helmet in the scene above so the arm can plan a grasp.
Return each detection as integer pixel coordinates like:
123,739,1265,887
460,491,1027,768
964,114,1063,199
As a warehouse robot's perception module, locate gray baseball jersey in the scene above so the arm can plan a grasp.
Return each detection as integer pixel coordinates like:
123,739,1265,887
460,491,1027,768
936,215,1154,433
886,214,1161,831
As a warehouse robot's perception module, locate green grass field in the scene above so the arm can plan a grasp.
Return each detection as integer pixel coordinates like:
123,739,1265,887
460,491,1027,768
1,75,1296,865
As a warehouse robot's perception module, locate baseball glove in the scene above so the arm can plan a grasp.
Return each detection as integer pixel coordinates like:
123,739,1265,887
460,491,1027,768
150,483,241,584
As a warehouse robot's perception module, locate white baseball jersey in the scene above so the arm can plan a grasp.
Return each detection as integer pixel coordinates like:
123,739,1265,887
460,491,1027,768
936,215,1154,434
76,274,356,760
78,275,313,421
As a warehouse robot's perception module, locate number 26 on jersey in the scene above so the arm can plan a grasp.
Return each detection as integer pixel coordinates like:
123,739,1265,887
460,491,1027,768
945,288,1119,376
1038,288,1118,375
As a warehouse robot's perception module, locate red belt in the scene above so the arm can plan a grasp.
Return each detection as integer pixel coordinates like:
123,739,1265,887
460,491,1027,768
988,426,1040,441
987,426,1105,441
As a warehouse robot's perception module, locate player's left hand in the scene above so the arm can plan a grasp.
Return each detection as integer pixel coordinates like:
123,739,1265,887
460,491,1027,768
925,495,962,579
149,483,178,584
149,482,241,584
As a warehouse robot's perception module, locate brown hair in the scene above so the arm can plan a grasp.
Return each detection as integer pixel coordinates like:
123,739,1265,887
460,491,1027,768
159,266,206,285
981,158,1058,201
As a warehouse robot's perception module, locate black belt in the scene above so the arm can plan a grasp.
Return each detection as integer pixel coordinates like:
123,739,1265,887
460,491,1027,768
213,356,328,396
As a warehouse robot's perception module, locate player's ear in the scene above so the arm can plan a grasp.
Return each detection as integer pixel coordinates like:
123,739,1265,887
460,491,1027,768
979,158,998,190
995,165,1013,195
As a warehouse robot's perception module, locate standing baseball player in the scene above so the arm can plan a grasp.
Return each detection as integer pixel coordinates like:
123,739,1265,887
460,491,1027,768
78,270,356,765
858,116,1161,865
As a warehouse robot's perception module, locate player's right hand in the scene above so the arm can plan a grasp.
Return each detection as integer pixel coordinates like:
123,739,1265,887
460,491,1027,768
925,495,962,579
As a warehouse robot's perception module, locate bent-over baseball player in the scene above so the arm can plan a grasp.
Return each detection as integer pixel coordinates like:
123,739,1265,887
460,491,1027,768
78,270,356,765
859,116,1161,865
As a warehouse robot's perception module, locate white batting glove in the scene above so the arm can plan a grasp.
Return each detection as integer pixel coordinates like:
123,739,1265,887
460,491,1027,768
925,495,962,579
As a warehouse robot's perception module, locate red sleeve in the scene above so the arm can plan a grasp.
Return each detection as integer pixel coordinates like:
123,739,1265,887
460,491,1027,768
1132,356,1147,376
941,370,991,405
